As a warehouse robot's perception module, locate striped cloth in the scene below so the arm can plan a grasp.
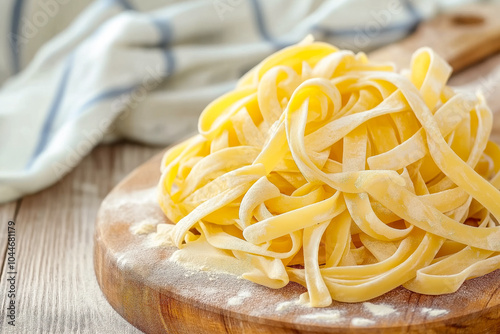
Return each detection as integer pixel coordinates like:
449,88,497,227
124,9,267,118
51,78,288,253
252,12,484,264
0,0,486,202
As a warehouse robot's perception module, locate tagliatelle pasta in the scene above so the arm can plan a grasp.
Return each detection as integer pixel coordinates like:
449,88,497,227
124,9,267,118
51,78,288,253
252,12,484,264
156,39,500,306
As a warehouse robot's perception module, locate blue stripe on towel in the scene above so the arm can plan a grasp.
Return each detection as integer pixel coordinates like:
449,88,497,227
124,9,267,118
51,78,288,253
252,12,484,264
26,53,75,169
163,49,176,76
70,18,176,117
75,84,138,116
249,0,290,49
248,0,271,42
151,18,176,75
62,19,176,124
403,0,420,23
115,0,133,10
27,14,177,169
151,18,173,47
10,0,25,74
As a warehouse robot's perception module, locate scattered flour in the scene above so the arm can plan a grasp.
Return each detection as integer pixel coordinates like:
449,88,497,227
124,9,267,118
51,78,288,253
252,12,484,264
130,219,159,235
300,310,343,322
184,271,195,278
420,307,449,317
203,287,218,295
275,299,301,312
227,290,252,306
116,253,128,269
363,302,398,317
351,317,375,326
151,223,175,246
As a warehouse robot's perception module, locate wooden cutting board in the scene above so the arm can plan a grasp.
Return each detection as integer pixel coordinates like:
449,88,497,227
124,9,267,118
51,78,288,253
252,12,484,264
94,4,500,334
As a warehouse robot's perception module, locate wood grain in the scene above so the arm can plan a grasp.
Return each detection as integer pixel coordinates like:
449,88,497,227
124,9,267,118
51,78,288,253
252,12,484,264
0,143,161,333
94,152,500,334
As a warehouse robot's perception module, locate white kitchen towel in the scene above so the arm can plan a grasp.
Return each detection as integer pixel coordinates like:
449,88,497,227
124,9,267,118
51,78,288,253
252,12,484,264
0,0,488,202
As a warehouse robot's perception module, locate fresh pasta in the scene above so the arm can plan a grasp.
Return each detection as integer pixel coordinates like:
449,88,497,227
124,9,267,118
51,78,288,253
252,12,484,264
156,39,500,306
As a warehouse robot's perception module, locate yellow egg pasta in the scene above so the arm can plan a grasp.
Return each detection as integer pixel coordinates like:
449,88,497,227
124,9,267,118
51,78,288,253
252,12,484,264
157,39,500,306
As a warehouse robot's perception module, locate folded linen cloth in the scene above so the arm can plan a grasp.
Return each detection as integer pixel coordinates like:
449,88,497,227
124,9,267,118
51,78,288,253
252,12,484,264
0,0,483,202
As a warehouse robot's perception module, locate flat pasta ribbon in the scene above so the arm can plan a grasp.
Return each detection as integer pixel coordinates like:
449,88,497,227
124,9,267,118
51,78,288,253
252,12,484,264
156,40,500,306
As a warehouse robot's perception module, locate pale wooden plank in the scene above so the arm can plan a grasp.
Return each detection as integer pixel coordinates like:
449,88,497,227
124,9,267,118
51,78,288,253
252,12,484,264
0,143,161,333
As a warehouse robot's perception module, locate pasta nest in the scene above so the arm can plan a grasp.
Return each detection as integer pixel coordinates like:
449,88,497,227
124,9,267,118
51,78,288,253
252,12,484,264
157,40,500,306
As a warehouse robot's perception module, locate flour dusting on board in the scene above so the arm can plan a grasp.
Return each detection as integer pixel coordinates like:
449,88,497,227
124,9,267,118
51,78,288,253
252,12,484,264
363,302,398,316
151,223,175,246
275,299,302,312
227,290,252,306
351,317,375,326
421,307,449,317
130,219,160,235
299,310,343,322
106,187,167,232
203,287,218,295
116,253,128,269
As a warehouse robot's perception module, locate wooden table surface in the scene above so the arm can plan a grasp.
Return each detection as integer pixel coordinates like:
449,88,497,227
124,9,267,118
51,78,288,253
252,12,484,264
0,143,162,333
